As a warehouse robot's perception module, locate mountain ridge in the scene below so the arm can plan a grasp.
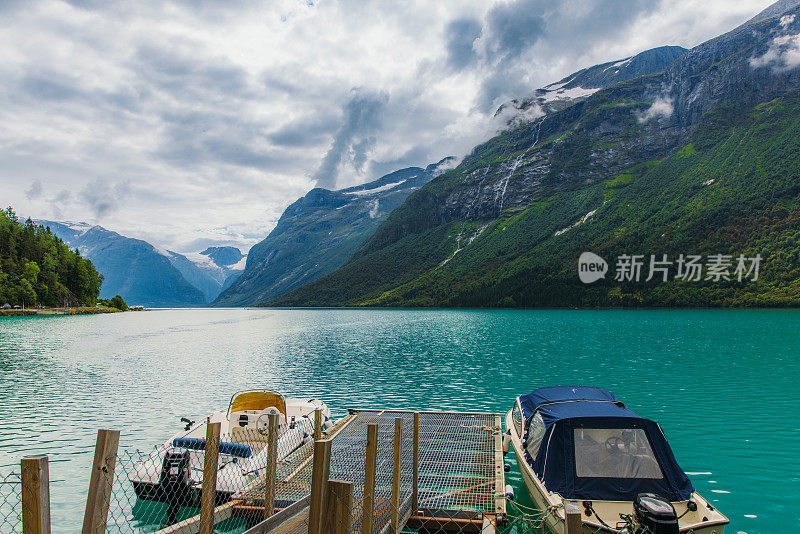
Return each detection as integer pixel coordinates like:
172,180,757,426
213,157,457,306
495,45,688,121
37,220,207,307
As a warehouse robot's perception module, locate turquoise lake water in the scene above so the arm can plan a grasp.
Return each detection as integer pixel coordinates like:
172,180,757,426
0,308,798,533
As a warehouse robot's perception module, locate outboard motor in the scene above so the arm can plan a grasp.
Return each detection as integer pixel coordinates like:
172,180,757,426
159,450,191,524
633,493,679,534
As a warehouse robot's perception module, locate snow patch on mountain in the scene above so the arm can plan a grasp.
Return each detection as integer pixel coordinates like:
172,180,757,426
182,251,246,273
541,85,601,103
60,221,95,236
603,56,633,72
347,180,408,196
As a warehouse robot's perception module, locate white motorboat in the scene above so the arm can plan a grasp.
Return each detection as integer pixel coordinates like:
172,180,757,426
129,389,332,509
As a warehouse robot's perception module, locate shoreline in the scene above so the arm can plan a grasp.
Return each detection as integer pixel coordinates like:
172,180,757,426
0,306,137,317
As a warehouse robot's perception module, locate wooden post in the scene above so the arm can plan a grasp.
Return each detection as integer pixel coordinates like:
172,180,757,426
565,501,582,534
82,429,120,534
21,455,50,534
390,418,402,533
314,408,322,441
263,413,279,519
412,412,419,514
325,480,353,534
360,423,378,534
199,422,221,534
308,438,332,534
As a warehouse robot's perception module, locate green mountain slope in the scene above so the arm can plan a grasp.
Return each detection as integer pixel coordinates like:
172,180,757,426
272,4,800,308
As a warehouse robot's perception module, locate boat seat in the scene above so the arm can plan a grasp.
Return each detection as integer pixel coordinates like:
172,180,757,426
230,426,269,455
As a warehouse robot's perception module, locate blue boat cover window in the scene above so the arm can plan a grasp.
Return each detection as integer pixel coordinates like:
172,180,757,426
573,428,662,479
518,386,694,501
525,413,547,461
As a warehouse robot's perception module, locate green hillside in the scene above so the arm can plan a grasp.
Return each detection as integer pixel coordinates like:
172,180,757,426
0,208,102,307
272,91,800,308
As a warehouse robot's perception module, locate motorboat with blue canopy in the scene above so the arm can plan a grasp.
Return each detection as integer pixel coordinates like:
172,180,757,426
520,386,693,502
504,386,728,533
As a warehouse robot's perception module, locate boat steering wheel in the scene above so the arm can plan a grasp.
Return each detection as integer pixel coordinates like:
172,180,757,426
604,436,625,454
256,407,282,435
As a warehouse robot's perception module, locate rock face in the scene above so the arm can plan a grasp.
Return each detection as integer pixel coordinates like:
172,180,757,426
212,158,457,306
272,2,800,308
37,221,206,307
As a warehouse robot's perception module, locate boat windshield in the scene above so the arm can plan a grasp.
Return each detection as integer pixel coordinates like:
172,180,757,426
228,390,286,415
525,413,547,460
574,428,663,479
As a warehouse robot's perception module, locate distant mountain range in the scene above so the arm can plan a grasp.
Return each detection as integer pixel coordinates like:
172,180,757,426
166,247,246,303
213,158,457,306
37,221,245,306
35,1,800,310
270,0,800,308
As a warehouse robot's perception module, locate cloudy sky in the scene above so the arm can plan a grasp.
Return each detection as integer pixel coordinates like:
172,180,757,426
1,0,775,254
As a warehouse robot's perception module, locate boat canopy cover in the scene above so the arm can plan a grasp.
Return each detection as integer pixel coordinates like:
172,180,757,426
518,386,694,502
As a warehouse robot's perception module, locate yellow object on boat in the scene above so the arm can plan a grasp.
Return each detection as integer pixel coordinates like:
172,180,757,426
228,390,286,414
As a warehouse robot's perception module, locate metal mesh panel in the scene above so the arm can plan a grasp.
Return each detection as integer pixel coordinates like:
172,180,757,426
0,472,21,534
102,419,311,534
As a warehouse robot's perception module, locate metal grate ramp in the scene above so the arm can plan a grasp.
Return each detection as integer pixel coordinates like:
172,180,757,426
238,409,505,534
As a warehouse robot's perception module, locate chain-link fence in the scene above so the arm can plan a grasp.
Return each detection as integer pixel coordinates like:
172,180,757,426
78,409,518,534
0,408,688,534
0,472,21,534
86,412,314,534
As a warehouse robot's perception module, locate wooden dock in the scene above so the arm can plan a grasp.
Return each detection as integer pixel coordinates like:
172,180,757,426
230,409,507,534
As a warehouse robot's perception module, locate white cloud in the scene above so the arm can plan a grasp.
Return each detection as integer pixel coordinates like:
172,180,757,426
0,0,777,253
25,179,43,200
751,32,800,71
639,96,675,122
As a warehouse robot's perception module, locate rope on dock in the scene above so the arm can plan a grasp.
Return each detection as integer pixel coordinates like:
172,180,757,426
459,424,502,435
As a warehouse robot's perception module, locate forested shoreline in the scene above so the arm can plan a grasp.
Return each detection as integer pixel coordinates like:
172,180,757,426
0,207,102,307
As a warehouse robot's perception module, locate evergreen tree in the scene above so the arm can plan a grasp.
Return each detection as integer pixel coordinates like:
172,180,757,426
0,208,102,306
